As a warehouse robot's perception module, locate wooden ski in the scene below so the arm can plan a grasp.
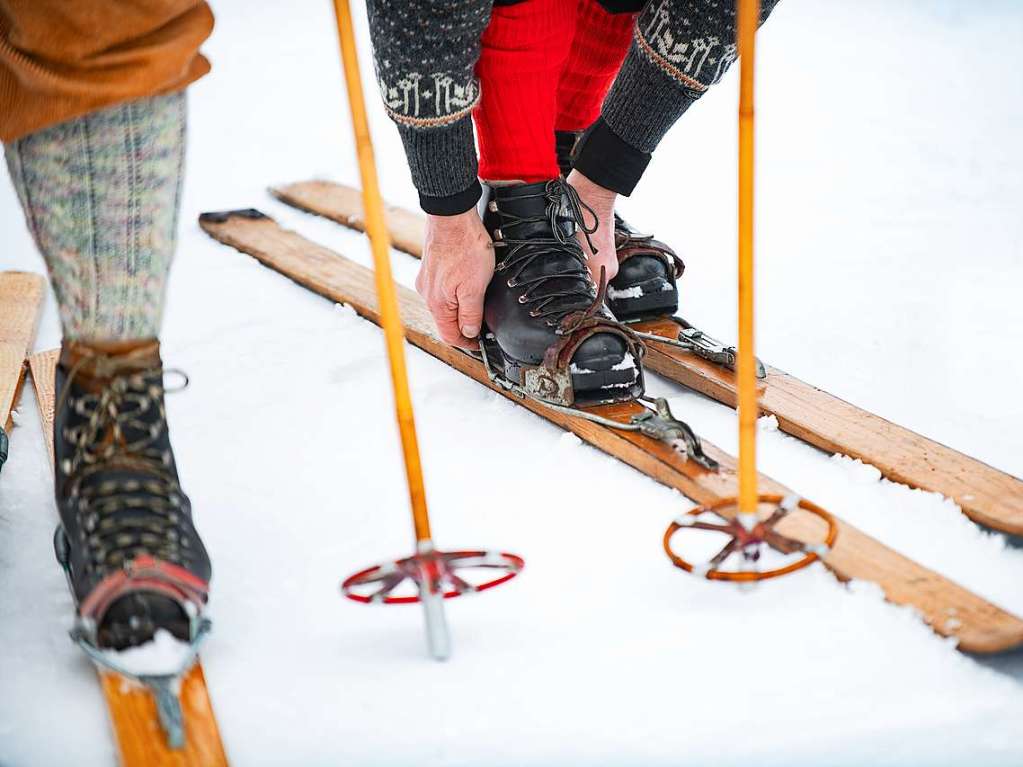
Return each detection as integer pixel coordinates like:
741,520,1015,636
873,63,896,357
200,208,1023,654
270,179,1023,537
29,349,229,767
0,271,45,439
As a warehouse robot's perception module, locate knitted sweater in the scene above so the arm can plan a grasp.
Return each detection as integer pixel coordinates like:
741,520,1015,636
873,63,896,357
366,0,779,214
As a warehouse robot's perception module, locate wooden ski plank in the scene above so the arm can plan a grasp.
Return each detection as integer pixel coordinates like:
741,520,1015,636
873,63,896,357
271,180,1023,537
0,271,45,432
271,179,424,258
200,209,1023,654
28,349,229,767
30,350,57,460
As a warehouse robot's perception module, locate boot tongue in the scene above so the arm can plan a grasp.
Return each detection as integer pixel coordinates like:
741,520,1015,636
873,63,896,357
60,339,162,393
488,180,575,241
58,339,170,465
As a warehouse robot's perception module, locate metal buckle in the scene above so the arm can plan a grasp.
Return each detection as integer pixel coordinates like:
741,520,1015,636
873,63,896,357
632,397,719,470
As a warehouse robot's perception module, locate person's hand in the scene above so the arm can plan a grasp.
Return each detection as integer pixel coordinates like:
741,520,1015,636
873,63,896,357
416,208,495,350
568,169,619,285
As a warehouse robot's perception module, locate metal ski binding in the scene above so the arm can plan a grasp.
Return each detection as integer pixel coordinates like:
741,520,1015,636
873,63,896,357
478,336,719,470
69,618,211,749
633,318,767,379
632,397,718,470
54,525,210,749
663,494,837,582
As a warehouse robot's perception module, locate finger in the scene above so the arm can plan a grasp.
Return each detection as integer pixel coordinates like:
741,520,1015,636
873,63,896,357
429,298,467,347
455,285,485,341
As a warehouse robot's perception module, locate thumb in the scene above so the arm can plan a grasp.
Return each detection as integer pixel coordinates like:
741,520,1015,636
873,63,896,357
456,286,484,339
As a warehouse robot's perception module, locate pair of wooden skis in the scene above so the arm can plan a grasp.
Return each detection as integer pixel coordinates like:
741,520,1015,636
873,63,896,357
198,203,1023,655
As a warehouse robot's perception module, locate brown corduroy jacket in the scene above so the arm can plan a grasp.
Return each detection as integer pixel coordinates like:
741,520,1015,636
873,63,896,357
0,0,214,142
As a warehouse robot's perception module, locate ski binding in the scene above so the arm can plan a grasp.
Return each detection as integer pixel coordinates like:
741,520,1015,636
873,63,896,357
54,526,210,749
634,317,767,379
630,397,718,470
475,335,718,470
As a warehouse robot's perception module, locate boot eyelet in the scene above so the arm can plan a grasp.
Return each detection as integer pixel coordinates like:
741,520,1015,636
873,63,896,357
529,310,540,318
493,228,503,241
506,279,518,288
488,201,498,212
517,295,529,304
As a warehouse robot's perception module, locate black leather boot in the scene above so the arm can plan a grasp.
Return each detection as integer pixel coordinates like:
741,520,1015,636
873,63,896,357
481,178,644,406
555,130,685,321
53,339,211,650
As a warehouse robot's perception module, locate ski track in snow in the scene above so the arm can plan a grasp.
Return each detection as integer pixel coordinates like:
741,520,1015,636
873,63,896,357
2,1,1023,765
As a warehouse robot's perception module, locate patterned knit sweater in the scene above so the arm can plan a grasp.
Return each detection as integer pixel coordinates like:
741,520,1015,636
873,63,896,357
366,0,778,213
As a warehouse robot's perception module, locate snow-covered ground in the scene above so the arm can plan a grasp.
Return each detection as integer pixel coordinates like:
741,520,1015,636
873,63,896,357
2,1,1023,764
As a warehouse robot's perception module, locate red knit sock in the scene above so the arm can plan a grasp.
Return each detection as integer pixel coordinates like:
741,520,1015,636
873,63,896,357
555,0,636,132
474,0,576,182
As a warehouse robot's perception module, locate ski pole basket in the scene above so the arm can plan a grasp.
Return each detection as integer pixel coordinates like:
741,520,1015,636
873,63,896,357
342,549,524,604
663,494,837,582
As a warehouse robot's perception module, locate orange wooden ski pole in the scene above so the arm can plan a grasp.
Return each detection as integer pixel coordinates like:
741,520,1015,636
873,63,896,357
332,0,432,544
737,0,760,518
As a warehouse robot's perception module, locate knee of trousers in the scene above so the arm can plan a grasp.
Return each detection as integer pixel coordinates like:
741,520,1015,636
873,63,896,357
0,0,215,142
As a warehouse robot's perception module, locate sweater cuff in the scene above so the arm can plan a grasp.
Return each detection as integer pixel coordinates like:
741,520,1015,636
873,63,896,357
419,180,482,216
571,116,650,196
396,117,481,214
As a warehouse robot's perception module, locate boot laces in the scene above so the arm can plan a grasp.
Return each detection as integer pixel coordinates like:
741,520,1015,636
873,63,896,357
56,352,193,574
493,179,602,327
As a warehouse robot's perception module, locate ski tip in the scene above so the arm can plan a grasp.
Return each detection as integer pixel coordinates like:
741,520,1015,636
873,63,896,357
266,185,291,201
198,209,269,226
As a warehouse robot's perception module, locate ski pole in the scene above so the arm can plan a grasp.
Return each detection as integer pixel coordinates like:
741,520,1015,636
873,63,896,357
736,0,759,526
663,0,838,579
332,0,443,659
332,0,430,545
332,0,523,659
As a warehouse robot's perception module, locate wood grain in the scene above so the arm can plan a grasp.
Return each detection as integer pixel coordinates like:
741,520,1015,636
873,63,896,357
28,350,229,767
272,180,425,258
29,350,57,460
0,272,45,432
272,180,1023,536
200,210,1023,654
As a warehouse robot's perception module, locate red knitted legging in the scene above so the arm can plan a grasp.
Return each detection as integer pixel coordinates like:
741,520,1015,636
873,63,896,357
474,0,636,182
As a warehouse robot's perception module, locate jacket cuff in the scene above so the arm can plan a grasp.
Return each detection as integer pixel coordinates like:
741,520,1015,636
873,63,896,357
571,116,651,197
419,180,483,216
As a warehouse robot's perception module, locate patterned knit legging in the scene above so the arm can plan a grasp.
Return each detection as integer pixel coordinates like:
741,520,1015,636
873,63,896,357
4,92,186,341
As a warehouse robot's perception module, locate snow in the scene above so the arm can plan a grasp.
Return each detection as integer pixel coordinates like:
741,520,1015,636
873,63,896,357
570,352,636,375
611,352,636,372
97,629,196,678
2,1,1023,765
607,285,644,300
